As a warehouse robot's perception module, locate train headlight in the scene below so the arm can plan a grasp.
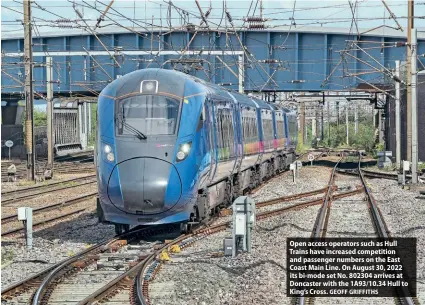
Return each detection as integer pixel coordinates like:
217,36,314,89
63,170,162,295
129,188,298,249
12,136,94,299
103,143,115,163
176,142,192,162
106,152,115,162
104,144,112,154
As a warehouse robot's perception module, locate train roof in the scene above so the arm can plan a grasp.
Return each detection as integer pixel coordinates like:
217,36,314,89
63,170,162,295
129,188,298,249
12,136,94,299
101,68,297,115
101,68,192,99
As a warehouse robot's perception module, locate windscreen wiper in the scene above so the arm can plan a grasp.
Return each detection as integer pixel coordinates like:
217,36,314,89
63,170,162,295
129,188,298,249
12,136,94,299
123,121,147,140
118,107,147,140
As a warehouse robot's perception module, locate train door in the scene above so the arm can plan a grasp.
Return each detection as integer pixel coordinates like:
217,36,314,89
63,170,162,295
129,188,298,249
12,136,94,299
206,98,218,182
271,110,278,151
225,92,241,174
255,107,264,165
232,103,243,173
283,112,290,147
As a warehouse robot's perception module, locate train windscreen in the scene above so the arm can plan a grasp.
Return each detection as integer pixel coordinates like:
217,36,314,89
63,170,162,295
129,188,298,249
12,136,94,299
116,95,180,136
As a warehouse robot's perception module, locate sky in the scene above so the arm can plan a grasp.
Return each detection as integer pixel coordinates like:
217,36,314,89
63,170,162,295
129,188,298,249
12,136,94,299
2,0,425,35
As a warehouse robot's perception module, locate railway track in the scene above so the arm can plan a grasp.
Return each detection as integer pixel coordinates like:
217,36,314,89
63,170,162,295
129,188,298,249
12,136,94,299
5,149,411,305
337,167,423,182
1,177,97,206
0,148,337,304
1,225,166,303
1,192,98,236
132,188,363,305
251,150,325,195
337,168,400,181
295,153,418,305
1,174,96,196
1,208,88,238
2,165,362,305
1,161,95,182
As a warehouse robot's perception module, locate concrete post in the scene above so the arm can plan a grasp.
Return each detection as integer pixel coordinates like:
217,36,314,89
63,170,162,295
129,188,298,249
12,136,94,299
24,0,35,181
346,104,349,145
378,109,383,143
238,54,244,93
406,0,414,162
327,100,331,146
395,60,401,169
312,108,317,138
321,101,324,141
300,102,306,146
336,101,340,127
46,57,54,171
354,101,358,134
411,29,418,184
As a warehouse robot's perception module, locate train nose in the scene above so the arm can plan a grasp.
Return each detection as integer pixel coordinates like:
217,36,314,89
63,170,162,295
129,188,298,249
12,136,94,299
108,157,182,214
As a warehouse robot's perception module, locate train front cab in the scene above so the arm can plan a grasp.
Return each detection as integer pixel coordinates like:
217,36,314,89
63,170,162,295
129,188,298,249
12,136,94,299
96,70,208,233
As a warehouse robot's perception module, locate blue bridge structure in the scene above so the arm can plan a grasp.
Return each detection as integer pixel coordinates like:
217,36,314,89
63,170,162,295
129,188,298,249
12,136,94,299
2,26,425,100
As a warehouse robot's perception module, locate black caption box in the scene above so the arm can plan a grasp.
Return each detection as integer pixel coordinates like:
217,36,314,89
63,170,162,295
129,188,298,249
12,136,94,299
286,238,416,297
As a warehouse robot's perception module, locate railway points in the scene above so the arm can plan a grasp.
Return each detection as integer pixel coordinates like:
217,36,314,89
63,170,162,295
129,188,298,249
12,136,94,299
2,1,425,305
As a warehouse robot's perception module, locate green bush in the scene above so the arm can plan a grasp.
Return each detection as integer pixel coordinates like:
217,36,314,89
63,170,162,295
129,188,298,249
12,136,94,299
323,122,376,153
372,142,385,158
352,124,376,152
34,109,47,127
20,108,47,127
296,132,310,154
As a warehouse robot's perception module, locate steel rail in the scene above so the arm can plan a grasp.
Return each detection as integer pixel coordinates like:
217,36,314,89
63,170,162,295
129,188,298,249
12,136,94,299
298,156,343,305
1,180,97,206
337,168,399,181
1,167,95,182
251,151,328,195
30,225,171,305
256,186,331,208
2,208,87,237
12,148,338,304
1,225,159,302
1,192,97,224
358,155,416,305
134,187,362,305
1,174,96,195
4,187,362,305
55,187,363,305
312,157,342,239
1,249,103,301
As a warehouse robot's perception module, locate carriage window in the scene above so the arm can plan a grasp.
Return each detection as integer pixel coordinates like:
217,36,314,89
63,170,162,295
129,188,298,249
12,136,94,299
117,95,180,136
217,108,235,159
276,119,285,138
242,111,258,144
263,118,273,141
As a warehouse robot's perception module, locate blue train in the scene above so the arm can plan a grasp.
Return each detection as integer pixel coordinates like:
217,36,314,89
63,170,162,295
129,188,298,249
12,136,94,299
95,68,298,234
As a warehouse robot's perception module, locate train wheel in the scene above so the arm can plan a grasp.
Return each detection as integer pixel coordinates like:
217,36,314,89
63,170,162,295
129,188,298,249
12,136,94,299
180,223,188,234
115,224,123,235
180,222,193,234
114,224,129,235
